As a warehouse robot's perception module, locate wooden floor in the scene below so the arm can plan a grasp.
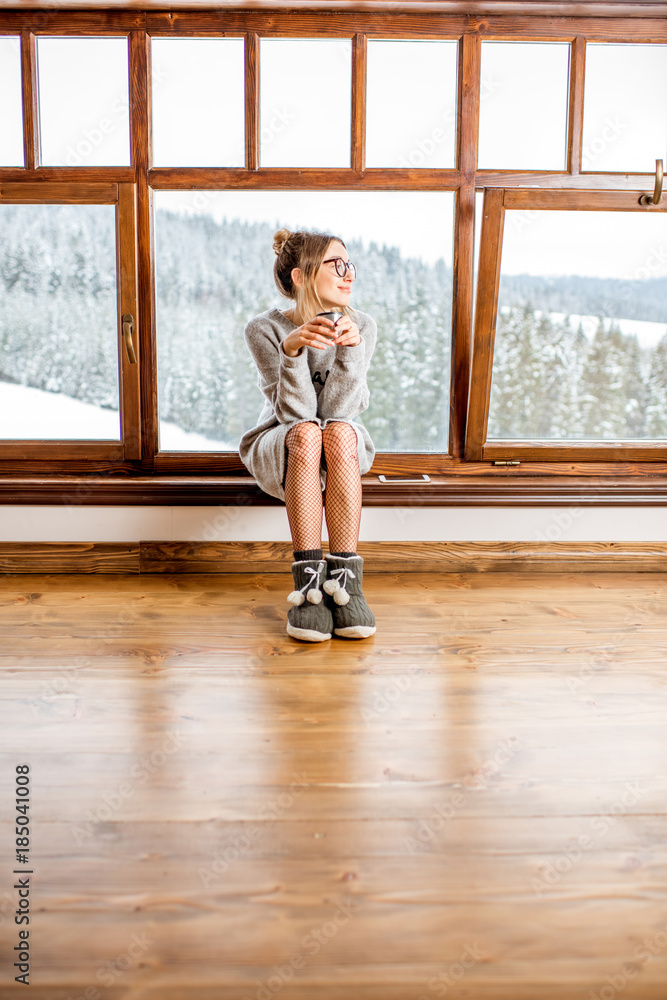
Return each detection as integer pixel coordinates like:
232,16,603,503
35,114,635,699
2,570,667,999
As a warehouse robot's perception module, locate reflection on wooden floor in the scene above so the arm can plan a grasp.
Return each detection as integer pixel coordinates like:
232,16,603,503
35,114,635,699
1,571,667,999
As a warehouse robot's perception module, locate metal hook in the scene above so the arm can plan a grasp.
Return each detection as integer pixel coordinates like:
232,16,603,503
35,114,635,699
639,158,663,206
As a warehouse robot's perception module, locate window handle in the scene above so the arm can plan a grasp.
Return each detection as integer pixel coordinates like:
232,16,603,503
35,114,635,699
639,158,663,206
122,314,137,365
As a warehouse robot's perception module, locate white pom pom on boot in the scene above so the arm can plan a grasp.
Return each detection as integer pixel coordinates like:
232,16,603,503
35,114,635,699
285,559,333,642
324,554,376,638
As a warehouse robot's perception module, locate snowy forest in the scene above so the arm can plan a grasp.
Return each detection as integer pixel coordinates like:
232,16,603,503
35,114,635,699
1,202,666,449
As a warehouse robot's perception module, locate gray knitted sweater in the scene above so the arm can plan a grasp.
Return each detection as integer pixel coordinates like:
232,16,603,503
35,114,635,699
239,307,377,500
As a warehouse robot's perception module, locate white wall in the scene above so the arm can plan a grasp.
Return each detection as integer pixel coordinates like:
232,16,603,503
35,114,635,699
1,506,666,542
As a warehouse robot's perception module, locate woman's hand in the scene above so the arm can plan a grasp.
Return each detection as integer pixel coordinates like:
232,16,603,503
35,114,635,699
330,315,361,348
281,316,341,357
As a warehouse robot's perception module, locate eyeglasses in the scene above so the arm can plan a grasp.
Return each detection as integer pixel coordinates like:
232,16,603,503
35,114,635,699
322,257,357,280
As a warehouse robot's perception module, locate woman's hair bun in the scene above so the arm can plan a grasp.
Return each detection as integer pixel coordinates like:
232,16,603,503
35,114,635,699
273,228,292,256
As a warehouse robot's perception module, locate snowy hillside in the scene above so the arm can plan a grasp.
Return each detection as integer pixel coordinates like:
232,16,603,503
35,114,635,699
0,381,234,449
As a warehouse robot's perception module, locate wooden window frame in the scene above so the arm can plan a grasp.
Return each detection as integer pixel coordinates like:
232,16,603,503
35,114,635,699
0,180,140,463
467,187,667,462
1,8,667,502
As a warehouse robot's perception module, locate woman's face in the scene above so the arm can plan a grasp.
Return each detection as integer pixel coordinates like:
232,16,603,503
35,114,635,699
314,240,355,310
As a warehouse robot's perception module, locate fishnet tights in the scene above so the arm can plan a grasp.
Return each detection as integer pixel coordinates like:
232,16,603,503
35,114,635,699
284,421,362,554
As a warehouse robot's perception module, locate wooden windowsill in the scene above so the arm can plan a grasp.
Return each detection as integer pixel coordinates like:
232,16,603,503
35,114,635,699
1,473,667,505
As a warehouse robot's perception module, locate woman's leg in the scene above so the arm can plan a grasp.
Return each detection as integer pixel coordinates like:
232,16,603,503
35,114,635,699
322,421,362,554
284,422,332,642
284,421,325,552
321,422,375,638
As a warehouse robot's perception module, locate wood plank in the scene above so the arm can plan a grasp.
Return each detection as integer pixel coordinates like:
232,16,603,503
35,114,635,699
0,5,666,25
0,181,118,203
117,181,141,460
483,442,667,461
139,541,667,573
0,166,135,181
4,541,667,574
149,165,462,188
245,31,259,170
567,36,586,175
20,31,37,169
503,188,667,211
467,186,503,461
0,11,145,29
141,10,667,41
129,29,157,468
5,471,667,504
148,164,667,191
350,32,366,174
0,542,139,573
448,32,478,460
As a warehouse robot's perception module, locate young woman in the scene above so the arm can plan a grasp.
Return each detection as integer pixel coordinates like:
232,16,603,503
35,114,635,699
239,228,377,643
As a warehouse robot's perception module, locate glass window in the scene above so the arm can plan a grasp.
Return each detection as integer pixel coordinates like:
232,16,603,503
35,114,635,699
0,36,24,166
36,36,130,166
151,38,245,167
0,204,120,439
487,210,667,440
366,40,457,168
478,41,570,170
259,39,351,167
583,43,667,172
154,190,455,452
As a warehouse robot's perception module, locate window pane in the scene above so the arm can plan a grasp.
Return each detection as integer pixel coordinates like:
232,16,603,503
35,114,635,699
366,40,457,168
259,39,351,167
0,204,120,439
0,37,24,166
583,44,667,172
37,37,130,166
151,38,245,167
154,190,454,452
478,42,570,170
488,210,667,440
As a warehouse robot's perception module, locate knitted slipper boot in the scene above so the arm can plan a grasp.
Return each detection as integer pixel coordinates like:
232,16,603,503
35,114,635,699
286,559,333,642
323,554,376,639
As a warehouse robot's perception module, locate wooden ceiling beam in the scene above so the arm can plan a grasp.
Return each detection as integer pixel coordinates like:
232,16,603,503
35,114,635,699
1,2,667,14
